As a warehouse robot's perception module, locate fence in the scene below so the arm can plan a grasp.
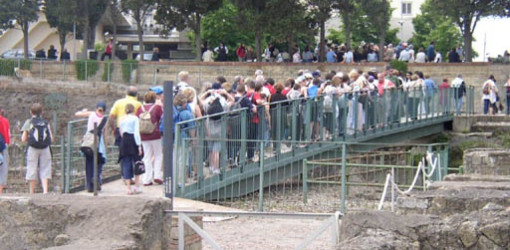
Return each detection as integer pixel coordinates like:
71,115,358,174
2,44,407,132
172,139,453,213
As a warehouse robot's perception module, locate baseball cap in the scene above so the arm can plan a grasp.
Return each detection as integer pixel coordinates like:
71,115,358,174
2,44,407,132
368,75,375,82
149,86,163,95
96,101,107,111
312,70,321,77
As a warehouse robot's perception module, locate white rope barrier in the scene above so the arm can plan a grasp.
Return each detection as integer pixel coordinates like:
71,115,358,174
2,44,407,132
378,151,442,211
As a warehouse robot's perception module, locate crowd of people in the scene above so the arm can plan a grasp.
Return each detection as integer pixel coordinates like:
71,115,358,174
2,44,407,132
201,41,465,63
4,68,510,195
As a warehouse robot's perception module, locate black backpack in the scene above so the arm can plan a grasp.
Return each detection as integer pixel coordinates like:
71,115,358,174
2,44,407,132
27,117,51,149
207,97,224,120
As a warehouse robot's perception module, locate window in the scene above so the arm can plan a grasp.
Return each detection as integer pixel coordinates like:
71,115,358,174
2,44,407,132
402,2,412,15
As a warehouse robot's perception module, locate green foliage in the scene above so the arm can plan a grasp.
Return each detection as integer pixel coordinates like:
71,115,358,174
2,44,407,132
95,43,106,53
450,140,491,168
389,60,408,75
0,59,31,76
75,60,99,80
44,0,78,51
433,133,450,143
101,60,114,82
156,0,222,60
409,0,463,59
121,59,138,83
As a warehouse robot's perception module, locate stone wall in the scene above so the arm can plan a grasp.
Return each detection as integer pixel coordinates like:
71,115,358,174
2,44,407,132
26,61,510,113
0,195,202,250
464,148,510,175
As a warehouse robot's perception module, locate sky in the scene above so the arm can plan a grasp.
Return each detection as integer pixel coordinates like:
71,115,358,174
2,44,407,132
472,17,510,62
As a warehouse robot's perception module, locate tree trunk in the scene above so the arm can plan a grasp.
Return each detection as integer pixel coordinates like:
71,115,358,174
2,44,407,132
319,20,326,62
463,21,473,62
137,22,144,61
59,32,66,56
88,24,96,50
343,13,351,49
81,0,89,59
195,14,202,62
23,21,30,60
255,29,262,62
379,28,386,62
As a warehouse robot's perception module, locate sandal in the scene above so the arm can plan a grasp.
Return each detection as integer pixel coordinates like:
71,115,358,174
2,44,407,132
127,190,134,195
133,186,142,194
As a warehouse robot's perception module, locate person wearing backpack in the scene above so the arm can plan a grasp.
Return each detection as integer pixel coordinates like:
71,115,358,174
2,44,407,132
199,83,234,174
21,103,53,194
0,108,10,194
75,101,108,193
482,75,497,114
136,91,163,186
173,93,196,180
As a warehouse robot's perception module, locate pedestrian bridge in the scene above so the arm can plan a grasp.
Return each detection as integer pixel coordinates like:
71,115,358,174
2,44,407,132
173,87,474,200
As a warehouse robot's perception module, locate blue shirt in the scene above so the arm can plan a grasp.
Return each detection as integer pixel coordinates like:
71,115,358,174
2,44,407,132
307,85,319,99
175,105,196,139
424,78,436,97
326,51,336,62
427,45,436,60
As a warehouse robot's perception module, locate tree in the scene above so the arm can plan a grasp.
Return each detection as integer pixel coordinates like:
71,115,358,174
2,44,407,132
409,0,463,60
78,0,108,59
44,0,78,56
156,0,222,61
429,0,508,62
307,0,336,62
190,1,254,60
0,0,41,59
359,0,392,60
120,0,156,61
336,0,356,49
233,0,271,62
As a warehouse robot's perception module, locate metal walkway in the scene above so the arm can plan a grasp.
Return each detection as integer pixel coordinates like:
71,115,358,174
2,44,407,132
172,87,474,201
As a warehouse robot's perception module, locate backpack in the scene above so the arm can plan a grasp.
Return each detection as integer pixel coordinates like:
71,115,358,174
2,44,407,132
229,96,245,117
207,96,224,121
483,83,490,95
139,105,157,134
159,106,186,135
27,117,51,149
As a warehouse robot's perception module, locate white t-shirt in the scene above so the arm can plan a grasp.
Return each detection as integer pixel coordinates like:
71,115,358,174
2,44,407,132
415,52,426,63
344,51,353,63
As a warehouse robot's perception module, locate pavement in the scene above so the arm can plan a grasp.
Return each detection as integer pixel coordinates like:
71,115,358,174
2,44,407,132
75,179,241,220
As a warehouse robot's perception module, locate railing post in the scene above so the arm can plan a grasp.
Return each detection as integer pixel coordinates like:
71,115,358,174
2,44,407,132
65,121,73,193
240,110,247,170
341,143,347,213
391,166,395,212
332,96,338,140
303,159,308,204
39,59,43,79
258,141,265,212
93,122,98,196
291,100,298,147
353,93,359,137
305,99,311,141
60,136,65,193
85,60,88,81
276,103,282,155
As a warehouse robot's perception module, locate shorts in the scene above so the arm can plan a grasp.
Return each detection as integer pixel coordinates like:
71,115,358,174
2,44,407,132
26,146,52,180
0,149,7,186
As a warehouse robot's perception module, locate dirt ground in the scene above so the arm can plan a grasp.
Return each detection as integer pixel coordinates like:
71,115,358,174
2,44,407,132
78,180,339,250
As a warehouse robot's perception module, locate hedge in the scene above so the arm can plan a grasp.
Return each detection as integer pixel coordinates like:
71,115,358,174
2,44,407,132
0,59,32,76
122,59,138,83
75,59,99,80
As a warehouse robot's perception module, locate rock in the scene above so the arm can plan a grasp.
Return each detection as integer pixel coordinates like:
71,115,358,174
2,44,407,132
482,203,505,211
458,221,478,248
54,234,70,246
479,221,510,247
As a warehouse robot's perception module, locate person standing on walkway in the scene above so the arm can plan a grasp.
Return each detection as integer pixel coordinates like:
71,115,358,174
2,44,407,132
0,108,10,194
451,74,466,115
101,38,113,61
119,104,143,194
109,86,142,183
136,91,163,186
505,76,510,115
75,102,108,193
236,43,246,62
482,75,497,115
21,103,53,194
214,42,228,62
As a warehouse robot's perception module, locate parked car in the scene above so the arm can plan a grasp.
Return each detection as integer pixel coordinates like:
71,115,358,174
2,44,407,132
1,49,36,59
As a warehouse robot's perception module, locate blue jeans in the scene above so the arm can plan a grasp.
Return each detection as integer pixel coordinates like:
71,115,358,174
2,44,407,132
456,97,463,115
483,99,490,114
121,156,135,179
85,153,104,191
506,95,510,115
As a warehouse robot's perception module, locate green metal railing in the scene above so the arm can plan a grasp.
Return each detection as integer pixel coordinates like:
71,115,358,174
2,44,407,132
171,87,474,211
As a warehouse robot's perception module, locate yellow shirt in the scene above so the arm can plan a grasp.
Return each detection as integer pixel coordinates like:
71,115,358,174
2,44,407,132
110,95,142,127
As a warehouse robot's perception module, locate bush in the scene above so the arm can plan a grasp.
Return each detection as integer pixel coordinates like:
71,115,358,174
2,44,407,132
0,59,32,76
389,60,408,74
75,60,99,80
122,59,138,83
102,60,114,81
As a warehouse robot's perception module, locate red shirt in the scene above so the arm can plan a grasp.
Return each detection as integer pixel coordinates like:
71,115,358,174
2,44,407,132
377,79,395,96
282,87,291,96
265,84,276,95
136,103,163,140
439,82,450,91
0,115,10,145
251,92,262,124
236,46,246,58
